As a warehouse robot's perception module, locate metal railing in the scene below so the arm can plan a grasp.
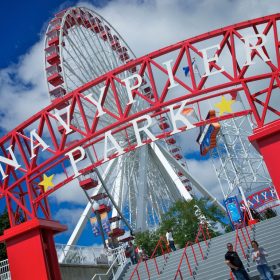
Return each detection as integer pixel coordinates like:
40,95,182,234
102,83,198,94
56,243,108,265
229,224,253,280
129,236,171,280
92,244,127,280
0,259,11,280
174,223,211,279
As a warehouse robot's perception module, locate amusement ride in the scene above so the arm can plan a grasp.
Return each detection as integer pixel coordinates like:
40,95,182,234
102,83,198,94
0,6,280,280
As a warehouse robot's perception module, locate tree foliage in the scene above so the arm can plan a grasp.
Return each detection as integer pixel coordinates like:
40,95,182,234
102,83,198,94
134,230,160,256
135,197,227,251
0,211,10,261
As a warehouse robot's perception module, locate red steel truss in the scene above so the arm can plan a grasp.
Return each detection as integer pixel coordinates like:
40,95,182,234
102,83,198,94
0,12,280,229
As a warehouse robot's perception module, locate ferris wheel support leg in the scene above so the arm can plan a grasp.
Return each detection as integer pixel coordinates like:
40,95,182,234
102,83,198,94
153,142,226,213
249,120,280,198
136,145,148,231
0,218,67,280
63,159,117,254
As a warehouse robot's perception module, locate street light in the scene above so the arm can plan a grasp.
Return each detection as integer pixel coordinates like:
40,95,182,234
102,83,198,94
92,201,107,248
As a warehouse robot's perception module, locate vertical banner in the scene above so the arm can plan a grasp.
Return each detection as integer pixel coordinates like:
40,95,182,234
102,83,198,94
224,196,243,229
90,217,100,236
100,212,111,234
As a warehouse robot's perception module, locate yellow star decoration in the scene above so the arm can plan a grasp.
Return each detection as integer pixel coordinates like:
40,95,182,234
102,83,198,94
214,96,235,116
39,174,55,192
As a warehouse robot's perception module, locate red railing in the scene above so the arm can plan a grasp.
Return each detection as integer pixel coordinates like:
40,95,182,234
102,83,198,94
150,236,171,275
229,223,253,279
129,236,170,280
174,223,211,279
234,226,251,259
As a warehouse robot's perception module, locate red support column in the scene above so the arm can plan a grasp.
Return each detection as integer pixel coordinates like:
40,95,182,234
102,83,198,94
248,119,280,196
0,219,67,280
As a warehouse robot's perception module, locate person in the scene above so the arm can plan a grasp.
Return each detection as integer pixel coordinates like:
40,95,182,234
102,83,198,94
250,208,261,221
107,238,115,249
136,246,149,261
166,229,176,251
251,240,274,280
126,241,137,265
141,248,149,261
225,243,251,280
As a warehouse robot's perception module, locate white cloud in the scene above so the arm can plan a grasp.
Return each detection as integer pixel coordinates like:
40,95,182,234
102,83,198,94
0,39,49,131
79,0,280,58
187,158,225,201
54,207,85,229
50,177,88,205
50,166,89,205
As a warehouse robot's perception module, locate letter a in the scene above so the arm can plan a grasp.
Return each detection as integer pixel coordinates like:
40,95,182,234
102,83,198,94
103,131,124,162
30,129,50,159
0,145,21,180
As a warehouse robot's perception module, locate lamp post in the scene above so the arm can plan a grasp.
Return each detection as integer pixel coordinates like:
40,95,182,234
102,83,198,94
92,202,107,248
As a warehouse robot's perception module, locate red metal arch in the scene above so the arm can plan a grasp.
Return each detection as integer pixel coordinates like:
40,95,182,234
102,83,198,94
0,13,280,228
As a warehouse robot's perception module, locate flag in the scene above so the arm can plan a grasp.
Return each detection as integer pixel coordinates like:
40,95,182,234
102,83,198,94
90,217,100,236
183,66,190,77
101,212,111,233
182,107,194,116
182,61,195,77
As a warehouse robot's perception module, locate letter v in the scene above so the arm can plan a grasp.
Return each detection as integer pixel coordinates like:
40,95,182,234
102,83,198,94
52,105,73,135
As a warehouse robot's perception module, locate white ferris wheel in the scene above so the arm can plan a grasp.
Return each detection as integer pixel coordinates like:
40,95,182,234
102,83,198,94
44,6,227,246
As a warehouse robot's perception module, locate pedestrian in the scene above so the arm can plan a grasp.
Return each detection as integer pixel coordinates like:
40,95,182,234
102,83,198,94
251,240,274,280
225,242,251,280
166,229,176,251
126,241,137,265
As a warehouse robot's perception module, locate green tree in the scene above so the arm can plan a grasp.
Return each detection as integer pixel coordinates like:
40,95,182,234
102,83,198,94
0,211,10,261
134,198,227,253
158,198,227,249
134,230,160,256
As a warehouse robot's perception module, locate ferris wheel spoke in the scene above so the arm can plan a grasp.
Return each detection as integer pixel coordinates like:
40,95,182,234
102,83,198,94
80,31,112,76
64,36,95,83
84,20,114,74
67,27,102,80
63,49,89,85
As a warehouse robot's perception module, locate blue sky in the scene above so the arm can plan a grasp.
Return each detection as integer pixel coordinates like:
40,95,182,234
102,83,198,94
0,0,279,246
0,1,114,68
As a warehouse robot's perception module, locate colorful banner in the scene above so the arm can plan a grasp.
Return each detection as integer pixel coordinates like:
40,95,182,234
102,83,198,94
100,212,111,234
90,217,101,236
240,186,280,212
90,212,112,236
224,196,243,229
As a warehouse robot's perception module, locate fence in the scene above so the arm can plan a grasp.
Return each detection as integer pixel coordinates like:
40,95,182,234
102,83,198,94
92,244,127,280
129,236,170,280
229,224,253,280
56,243,108,265
0,259,10,280
174,223,211,279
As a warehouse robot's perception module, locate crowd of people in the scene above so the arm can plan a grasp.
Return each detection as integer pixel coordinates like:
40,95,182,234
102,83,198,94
125,241,149,264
